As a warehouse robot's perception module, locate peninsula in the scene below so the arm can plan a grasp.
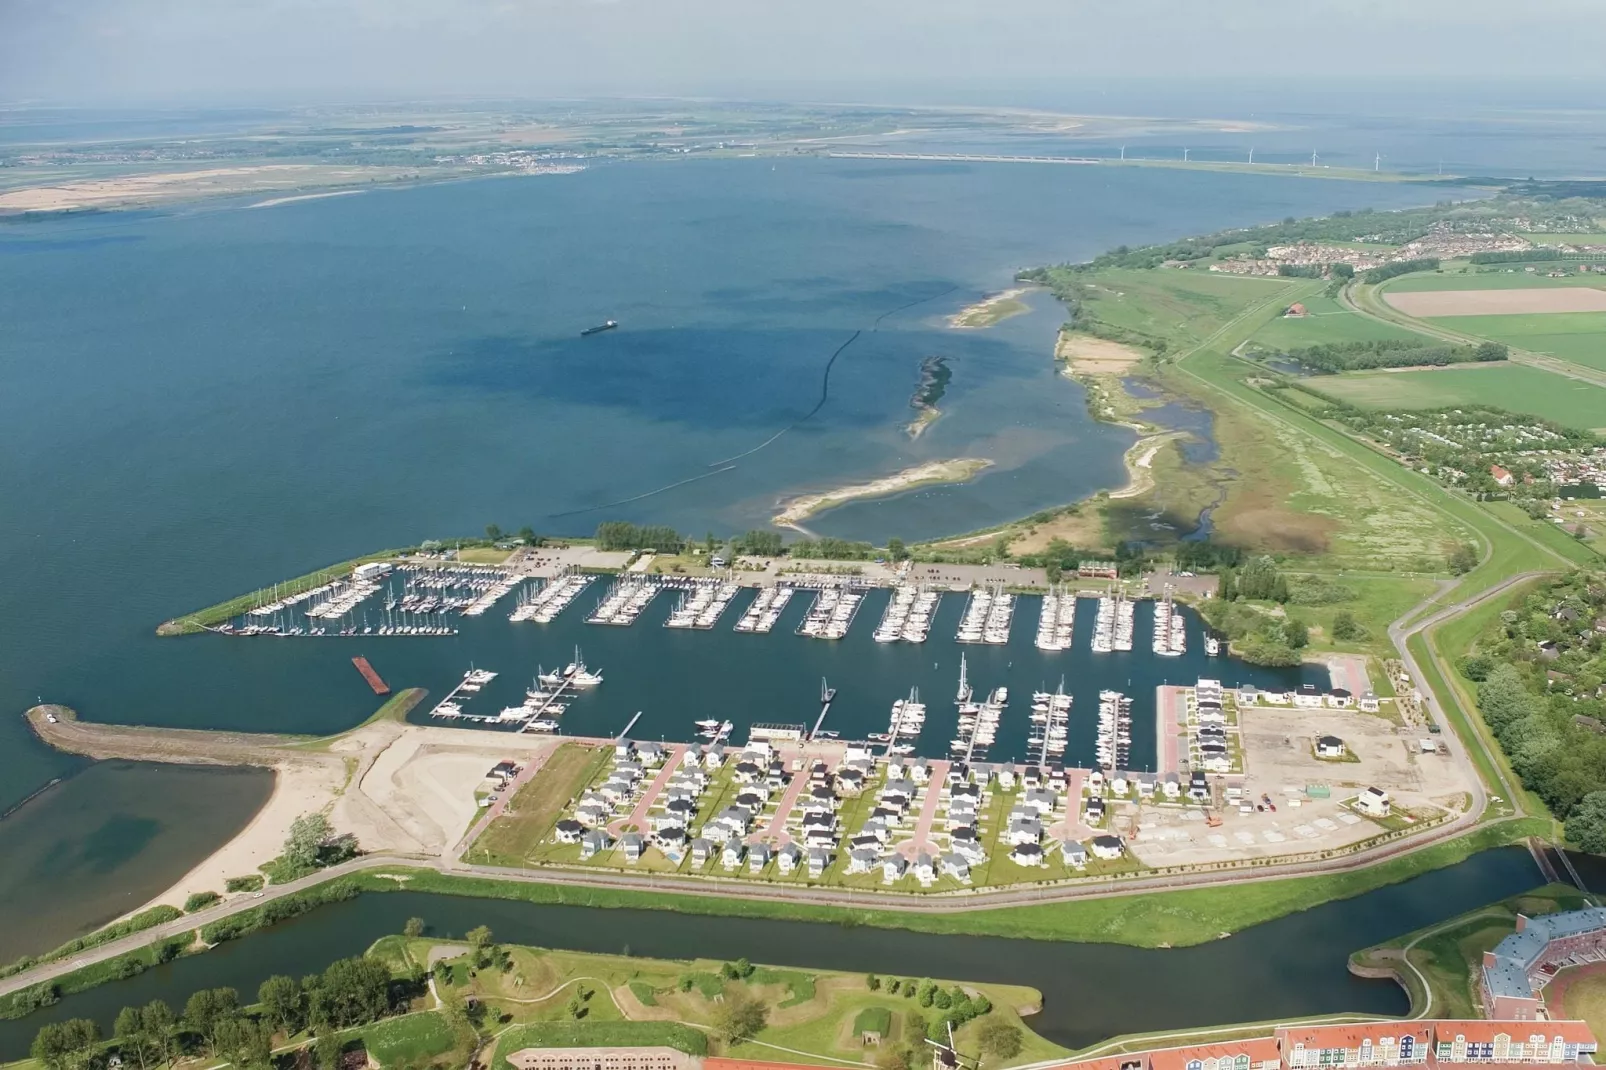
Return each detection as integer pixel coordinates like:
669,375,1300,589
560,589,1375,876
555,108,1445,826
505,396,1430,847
771,457,993,530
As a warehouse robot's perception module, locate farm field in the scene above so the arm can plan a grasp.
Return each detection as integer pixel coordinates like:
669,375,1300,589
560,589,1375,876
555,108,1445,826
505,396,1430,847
1314,363,1606,431
1246,291,1429,350
1428,312,1606,373
1382,287,1606,318
1382,271,1606,292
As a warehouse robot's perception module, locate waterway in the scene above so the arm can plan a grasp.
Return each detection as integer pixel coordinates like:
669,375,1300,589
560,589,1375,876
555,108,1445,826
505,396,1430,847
0,846,1544,1057
0,764,272,963
0,150,1472,957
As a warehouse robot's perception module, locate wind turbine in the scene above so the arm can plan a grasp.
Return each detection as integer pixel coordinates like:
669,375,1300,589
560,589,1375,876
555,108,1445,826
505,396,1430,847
1248,146,1255,164
1183,147,1190,163
1374,152,1382,172
1310,150,1319,167
1119,145,1126,161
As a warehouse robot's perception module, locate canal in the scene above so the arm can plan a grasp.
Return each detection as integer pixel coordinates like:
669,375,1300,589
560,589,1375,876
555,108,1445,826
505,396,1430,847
0,846,1544,1056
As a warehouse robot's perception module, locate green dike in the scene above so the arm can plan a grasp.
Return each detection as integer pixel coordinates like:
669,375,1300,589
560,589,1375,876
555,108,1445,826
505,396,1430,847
349,826,1543,948
0,932,195,1020
155,548,415,636
492,1023,708,1062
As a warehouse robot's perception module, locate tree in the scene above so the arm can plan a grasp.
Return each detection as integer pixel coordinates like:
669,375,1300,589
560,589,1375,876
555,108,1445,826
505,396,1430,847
978,1021,1023,1061
866,973,881,991
214,1016,273,1070
403,917,425,939
314,1033,342,1070
317,956,393,1027
1448,542,1480,574
1331,611,1362,641
485,523,504,542
1284,618,1308,650
517,527,538,545
115,1007,151,1070
875,1048,911,1070
259,975,304,1036
715,994,769,1046
1565,792,1606,854
283,813,333,871
32,1019,100,1070
887,538,908,563
141,1000,177,1068
183,987,240,1053
733,957,754,979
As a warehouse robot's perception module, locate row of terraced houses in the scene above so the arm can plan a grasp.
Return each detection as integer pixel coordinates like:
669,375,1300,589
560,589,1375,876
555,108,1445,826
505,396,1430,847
696,1020,1598,1070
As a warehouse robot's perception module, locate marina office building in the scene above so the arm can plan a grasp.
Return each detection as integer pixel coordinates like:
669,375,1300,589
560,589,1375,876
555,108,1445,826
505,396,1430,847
1482,907,1606,1020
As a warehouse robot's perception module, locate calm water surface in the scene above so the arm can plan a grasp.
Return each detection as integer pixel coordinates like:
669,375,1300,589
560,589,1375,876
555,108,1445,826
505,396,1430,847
0,847,1542,1057
0,155,1460,953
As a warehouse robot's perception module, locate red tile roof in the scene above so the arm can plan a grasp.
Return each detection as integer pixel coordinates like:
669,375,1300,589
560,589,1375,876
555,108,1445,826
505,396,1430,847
1432,1021,1597,1046
1149,1038,1282,1070
1279,1023,1434,1051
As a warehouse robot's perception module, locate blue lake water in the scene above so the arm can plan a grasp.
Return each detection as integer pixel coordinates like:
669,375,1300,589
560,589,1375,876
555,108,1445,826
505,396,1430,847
0,156,1450,951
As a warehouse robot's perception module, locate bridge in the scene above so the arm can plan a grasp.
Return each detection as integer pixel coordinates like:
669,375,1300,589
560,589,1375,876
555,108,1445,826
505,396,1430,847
827,151,1102,165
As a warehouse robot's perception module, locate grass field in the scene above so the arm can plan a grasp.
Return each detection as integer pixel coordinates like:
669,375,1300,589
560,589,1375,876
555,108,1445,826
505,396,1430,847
402,938,1058,1070
1556,967,1606,1041
1314,364,1606,431
1074,267,1287,350
1246,292,1430,351
471,743,611,865
1429,312,1606,373
357,820,1546,948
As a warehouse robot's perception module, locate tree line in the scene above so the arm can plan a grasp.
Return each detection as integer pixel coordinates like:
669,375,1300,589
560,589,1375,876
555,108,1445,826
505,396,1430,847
1273,338,1506,374
31,955,409,1070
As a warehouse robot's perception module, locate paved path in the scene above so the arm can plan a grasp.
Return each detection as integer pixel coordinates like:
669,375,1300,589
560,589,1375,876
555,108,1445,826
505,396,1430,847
1157,686,1184,776
906,760,950,854
754,765,808,847
607,745,689,837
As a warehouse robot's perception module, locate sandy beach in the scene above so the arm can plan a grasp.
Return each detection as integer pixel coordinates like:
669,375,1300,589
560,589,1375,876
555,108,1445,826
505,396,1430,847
0,165,409,213
1054,331,1145,374
773,457,994,530
948,287,1033,328
27,703,566,914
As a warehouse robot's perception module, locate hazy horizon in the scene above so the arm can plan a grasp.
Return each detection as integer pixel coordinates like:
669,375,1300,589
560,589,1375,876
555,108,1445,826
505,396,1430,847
4,0,1606,107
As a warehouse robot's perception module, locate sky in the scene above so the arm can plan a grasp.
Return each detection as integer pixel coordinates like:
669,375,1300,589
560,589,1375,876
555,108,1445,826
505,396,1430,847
3,0,1606,106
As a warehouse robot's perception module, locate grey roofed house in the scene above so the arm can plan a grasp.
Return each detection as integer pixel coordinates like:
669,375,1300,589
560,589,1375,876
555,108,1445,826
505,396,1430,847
860,818,890,842
951,782,981,800
614,742,634,759
554,818,585,843
690,837,714,865
805,826,837,846
636,741,665,763
1006,819,1042,844
748,843,772,872
807,847,831,876
722,837,745,867
1061,840,1088,866
850,833,881,852
1010,842,1044,865
580,830,611,858
940,853,970,881
913,851,935,879
882,855,908,881
614,760,644,779
883,778,917,798
652,811,687,834
620,833,644,861
847,848,879,873
733,760,762,781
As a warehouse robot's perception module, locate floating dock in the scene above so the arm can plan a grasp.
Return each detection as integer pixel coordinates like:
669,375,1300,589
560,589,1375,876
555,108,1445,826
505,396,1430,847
352,656,389,695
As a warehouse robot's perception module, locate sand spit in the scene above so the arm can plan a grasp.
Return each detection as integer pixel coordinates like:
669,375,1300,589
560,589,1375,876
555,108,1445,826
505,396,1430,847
774,458,994,530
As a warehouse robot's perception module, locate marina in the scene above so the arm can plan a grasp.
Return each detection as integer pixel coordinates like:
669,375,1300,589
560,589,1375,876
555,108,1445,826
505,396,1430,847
195,577,1329,768
1096,689,1134,770
733,584,794,633
796,586,864,640
1152,592,1186,657
663,578,742,629
1030,682,1072,765
1034,584,1076,651
587,577,661,626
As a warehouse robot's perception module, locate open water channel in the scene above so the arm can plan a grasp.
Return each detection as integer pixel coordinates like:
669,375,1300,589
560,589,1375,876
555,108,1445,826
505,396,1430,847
0,847,1547,1057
